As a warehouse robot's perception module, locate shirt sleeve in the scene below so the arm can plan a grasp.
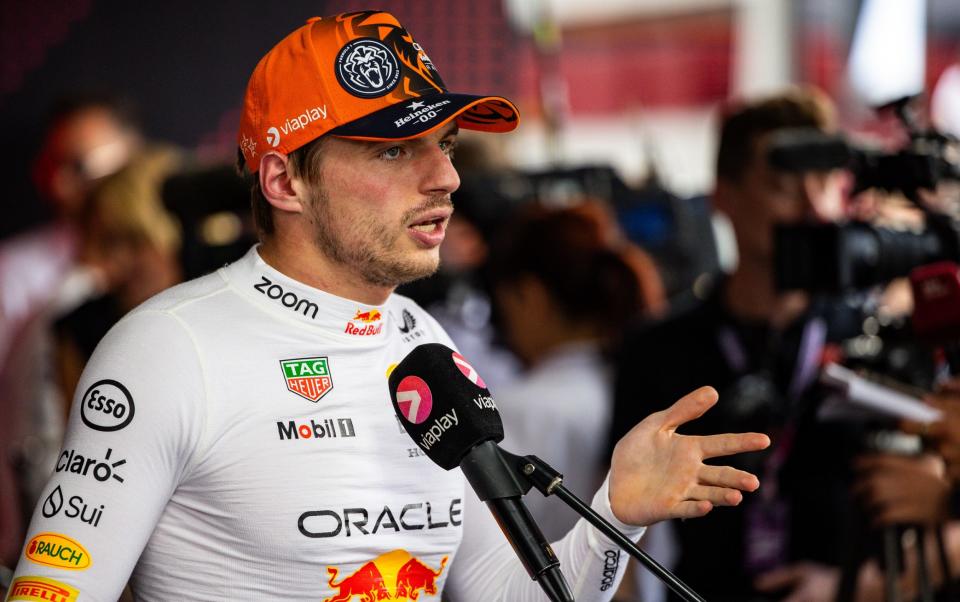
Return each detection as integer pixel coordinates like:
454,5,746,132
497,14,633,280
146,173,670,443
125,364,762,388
445,472,645,601
6,309,206,602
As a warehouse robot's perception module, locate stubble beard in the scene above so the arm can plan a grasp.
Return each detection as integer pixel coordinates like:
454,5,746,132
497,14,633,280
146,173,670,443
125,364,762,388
307,187,451,288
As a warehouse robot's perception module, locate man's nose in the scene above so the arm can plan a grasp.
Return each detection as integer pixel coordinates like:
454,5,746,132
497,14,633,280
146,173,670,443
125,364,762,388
418,145,460,197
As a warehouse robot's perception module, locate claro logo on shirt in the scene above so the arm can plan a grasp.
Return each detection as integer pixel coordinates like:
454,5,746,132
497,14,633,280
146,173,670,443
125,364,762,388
7,575,79,602
56,447,125,484
25,533,91,570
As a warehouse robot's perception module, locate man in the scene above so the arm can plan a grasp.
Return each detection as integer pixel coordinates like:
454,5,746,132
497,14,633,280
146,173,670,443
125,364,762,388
6,12,767,601
611,87,850,601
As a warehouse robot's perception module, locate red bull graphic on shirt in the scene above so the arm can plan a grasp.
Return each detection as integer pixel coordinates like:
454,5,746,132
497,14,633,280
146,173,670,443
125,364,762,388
323,549,448,602
346,309,384,336
395,376,433,424
281,357,333,402
353,309,382,323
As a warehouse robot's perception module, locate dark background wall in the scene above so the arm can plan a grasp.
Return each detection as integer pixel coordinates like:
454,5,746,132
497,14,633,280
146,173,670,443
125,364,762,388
0,0,516,240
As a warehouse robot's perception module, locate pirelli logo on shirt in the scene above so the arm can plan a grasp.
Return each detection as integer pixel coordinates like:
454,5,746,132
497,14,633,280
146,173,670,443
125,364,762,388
7,575,79,602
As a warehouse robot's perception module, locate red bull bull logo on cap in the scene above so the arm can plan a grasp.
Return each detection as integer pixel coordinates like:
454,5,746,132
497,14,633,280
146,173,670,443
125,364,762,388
324,549,448,601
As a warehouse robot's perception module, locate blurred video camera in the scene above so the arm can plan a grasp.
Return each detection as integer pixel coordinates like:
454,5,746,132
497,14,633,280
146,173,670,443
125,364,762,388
771,96,960,294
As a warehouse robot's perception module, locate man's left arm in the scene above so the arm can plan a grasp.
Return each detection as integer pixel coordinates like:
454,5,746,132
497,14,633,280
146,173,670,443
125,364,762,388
446,386,770,601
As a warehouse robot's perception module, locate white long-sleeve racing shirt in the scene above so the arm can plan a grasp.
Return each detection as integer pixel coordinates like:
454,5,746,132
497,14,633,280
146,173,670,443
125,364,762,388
6,246,643,601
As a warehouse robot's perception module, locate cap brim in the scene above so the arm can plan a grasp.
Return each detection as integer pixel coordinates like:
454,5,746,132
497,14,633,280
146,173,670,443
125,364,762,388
329,93,519,141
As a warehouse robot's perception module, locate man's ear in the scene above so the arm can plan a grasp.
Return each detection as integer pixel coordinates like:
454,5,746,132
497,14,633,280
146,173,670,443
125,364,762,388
259,152,304,214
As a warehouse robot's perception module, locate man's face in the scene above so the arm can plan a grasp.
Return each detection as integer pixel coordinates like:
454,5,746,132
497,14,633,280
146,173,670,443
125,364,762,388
718,133,847,265
302,123,460,288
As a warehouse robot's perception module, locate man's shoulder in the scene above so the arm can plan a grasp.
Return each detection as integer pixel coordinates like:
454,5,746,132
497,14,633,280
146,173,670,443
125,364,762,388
135,268,230,315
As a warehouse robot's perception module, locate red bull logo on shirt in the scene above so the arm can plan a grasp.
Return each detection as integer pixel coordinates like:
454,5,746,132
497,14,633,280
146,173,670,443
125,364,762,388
353,309,382,323
323,549,448,602
345,308,384,336
280,357,333,402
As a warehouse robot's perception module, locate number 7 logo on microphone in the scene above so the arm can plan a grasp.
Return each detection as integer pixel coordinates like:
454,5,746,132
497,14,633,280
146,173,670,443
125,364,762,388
396,376,433,424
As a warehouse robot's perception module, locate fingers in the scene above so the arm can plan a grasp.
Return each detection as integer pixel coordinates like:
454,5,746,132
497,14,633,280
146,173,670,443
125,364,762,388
670,499,713,520
699,432,771,460
659,386,718,430
687,484,743,506
699,464,761,492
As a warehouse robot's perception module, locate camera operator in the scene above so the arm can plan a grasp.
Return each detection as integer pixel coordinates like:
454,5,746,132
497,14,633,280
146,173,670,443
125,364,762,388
611,86,853,601
850,377,960,599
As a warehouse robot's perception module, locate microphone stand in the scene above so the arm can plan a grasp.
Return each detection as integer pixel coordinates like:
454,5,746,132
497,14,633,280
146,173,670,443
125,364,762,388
500,449,708,602
461,441,575,602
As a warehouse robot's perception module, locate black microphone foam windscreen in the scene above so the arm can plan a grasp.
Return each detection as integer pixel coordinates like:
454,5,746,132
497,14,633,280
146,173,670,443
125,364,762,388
388,343,504,470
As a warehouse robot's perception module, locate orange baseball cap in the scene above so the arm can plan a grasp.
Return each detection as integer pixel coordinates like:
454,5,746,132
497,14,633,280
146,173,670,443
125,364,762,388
238,10,520,171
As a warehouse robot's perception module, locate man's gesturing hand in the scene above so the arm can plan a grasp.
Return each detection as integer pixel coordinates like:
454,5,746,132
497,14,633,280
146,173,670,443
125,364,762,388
608,386,771,526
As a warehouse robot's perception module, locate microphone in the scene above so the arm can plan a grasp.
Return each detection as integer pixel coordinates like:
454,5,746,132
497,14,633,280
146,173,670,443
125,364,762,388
388,343,574,602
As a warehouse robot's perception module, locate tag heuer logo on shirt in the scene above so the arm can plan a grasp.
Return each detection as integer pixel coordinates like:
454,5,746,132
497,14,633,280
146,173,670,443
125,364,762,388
280,357,333,403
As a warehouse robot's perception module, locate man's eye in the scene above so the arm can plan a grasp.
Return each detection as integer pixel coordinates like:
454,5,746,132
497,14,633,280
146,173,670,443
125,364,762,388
381,146,403,160
440,140,457,156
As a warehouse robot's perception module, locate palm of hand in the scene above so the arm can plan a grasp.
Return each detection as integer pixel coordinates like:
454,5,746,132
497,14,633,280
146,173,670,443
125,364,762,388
608,386,769,526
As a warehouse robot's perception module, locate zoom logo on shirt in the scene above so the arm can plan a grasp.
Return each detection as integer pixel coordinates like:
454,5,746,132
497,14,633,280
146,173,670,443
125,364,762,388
254,275,319,319
298,499,462,538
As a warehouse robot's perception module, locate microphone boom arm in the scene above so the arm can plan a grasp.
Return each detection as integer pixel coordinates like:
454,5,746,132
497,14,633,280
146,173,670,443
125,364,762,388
504,451,708,602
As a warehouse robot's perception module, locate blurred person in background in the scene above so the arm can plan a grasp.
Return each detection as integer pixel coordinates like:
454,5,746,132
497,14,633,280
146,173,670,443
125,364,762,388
611,86,851,601
0,93,141,567
0,93,142,357
53,146,184,406
486,199,666,542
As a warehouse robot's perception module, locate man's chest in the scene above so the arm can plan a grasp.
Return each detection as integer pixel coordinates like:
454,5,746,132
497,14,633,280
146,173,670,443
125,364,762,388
170,338,464,561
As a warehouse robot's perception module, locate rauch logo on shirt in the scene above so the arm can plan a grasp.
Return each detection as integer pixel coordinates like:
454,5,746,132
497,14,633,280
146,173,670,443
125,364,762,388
25,533,91,570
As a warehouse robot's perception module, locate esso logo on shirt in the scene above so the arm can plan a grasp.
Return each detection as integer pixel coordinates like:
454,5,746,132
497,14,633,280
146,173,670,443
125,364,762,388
81,380,135,431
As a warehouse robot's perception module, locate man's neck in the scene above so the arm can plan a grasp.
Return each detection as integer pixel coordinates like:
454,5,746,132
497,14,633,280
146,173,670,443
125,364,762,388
258,238,394,306
723,258,809,331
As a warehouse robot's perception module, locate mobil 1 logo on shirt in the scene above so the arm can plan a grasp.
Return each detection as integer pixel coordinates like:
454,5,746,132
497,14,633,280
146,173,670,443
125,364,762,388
81,379,135,431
